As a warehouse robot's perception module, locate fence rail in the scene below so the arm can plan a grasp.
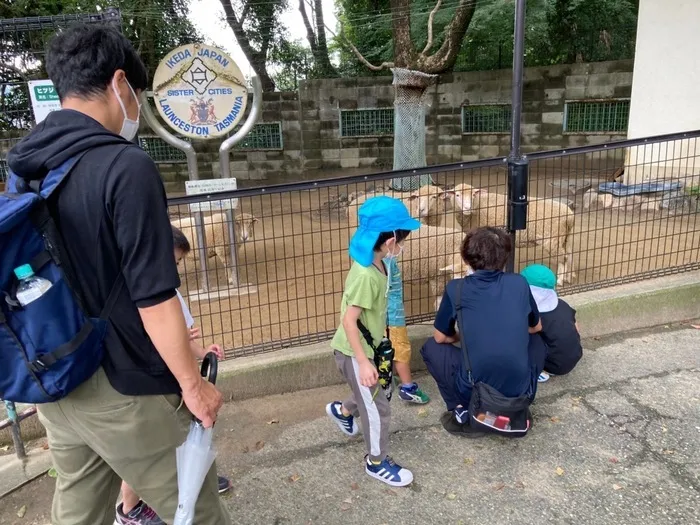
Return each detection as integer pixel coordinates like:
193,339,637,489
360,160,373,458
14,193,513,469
169,130,700,359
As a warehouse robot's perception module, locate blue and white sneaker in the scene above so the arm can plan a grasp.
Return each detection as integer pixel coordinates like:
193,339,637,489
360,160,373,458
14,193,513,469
365,456,414,487
454,406,469,424
326,401,359,436
538,372,550,383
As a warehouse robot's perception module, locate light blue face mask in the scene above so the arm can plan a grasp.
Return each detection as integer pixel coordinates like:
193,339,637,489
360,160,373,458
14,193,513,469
383,232,403,297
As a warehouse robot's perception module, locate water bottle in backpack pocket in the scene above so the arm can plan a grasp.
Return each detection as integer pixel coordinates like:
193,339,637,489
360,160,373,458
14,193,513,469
0,155,122,404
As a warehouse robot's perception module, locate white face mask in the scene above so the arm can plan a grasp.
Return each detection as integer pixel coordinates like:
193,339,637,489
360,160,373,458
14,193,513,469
111,78,141,141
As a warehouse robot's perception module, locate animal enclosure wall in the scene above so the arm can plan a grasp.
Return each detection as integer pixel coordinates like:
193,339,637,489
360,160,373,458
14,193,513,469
168,131,700,360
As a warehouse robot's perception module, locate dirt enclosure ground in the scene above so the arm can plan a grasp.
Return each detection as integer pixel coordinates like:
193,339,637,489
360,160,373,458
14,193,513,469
169,167,700,358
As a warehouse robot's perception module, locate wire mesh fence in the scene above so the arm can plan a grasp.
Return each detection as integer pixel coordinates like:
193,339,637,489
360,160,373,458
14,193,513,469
169,130,700,359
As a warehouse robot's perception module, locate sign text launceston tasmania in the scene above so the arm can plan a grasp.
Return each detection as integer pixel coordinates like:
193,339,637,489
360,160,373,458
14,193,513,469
152,44,248,140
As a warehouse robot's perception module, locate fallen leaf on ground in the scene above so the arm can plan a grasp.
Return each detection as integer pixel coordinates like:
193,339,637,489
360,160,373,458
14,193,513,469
417,408,429,418
550,416,561,423
555,467,565,476
662,449,676,455
340,502,352,511
42,442,49,450
609,457,619,464
383,488,398,496
446,493,457,500
0,445,9,452
690,324,700,330
343,497,353,504
255,440,265,451
493,482,505,491
593,337,600,341
288,473,301,483
47,468,58,479
350,482,360,491
267,419,279,425
463,457,474,465
662,426,668,433
612,484,623,491
515,481,526,489
17,505,27,518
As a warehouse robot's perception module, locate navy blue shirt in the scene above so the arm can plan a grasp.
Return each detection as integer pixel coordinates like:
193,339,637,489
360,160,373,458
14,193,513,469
434,270,540,399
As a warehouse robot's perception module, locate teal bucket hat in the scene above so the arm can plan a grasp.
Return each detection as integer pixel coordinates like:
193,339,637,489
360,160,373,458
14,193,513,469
349,196,421,267
520,264,557,290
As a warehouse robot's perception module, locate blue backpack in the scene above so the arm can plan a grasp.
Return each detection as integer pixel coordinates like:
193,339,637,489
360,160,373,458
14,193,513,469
0,154,122,403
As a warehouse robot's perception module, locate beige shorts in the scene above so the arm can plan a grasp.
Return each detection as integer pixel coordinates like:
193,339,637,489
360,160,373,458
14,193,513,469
388,325,412,364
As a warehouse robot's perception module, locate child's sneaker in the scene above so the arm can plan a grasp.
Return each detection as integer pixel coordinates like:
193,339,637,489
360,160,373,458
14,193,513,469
326,401,359,436
454,406,469,424
218,475,232,494
365,455,413,487
114,501,164,525
398,382,430,404
538,372,550,383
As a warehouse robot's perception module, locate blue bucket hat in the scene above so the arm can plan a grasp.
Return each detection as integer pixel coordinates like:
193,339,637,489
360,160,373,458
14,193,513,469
349,196,421,267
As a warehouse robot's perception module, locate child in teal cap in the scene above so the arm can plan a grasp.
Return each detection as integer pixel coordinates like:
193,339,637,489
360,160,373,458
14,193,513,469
326,196,420,487
520,264,582,382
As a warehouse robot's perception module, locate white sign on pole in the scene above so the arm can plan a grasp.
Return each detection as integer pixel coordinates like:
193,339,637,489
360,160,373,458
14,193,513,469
185,178,238,213
152,43,248,140
27,80,61,124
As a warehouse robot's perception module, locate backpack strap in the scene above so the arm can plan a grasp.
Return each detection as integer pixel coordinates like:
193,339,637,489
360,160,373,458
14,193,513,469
27,273,124,373
451,278,474,384
356,319,376,351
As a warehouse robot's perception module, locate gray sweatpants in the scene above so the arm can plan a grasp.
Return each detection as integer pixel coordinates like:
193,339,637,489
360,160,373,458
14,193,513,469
334,351,391,462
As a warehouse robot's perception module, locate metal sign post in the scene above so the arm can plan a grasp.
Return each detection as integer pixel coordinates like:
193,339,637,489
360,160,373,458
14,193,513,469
506,0,528,273
143,43,261,298
218,75,263,293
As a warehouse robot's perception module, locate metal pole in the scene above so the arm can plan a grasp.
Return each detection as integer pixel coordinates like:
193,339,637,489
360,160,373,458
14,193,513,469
218,76,262,290
4,401,26,460
506,0,527,273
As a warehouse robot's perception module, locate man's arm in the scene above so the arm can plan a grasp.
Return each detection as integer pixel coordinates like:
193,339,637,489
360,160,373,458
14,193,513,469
433,285,459,344
107,149,222,426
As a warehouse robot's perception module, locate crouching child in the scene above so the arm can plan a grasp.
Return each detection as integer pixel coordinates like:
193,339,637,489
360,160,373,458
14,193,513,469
520,264,582,382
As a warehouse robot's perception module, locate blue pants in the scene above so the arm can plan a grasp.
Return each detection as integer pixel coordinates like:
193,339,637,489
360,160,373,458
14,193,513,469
421,335,546,411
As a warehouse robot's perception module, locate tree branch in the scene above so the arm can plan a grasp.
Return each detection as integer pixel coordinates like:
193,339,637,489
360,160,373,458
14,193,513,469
418,0,478,74
422,0,443,55
299,0,318,51
338,30,394,72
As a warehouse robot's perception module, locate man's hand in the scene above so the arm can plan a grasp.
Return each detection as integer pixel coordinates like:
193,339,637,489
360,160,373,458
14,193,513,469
188,327,201,341
358,359,378,387
192,343,224,360
181,377,223,428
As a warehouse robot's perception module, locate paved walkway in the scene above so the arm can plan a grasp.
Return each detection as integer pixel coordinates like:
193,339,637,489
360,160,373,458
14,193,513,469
0,325,698,524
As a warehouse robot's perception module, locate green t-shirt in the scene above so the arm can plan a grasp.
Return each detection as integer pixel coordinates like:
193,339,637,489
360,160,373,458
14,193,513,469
331,261,388,360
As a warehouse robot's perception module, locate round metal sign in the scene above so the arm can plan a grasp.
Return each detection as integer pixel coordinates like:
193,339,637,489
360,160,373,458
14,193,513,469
152,43,248,139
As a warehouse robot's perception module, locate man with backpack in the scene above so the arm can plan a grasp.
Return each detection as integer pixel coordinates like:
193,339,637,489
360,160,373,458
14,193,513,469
1,24,230,525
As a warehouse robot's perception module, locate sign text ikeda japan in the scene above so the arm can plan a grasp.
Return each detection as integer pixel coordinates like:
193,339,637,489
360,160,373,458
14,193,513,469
152,44,248,139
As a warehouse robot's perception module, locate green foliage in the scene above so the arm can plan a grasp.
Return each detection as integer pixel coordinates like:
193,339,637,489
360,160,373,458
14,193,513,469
335,0,638,75
269,39,314,91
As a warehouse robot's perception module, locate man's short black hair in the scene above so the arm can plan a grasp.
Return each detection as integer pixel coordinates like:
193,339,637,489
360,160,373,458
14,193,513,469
46,23,148,100
461,226,511,271
172,226,191,253
373,229,411,251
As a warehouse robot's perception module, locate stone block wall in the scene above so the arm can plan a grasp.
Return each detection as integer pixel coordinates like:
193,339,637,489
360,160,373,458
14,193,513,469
144,60,635,189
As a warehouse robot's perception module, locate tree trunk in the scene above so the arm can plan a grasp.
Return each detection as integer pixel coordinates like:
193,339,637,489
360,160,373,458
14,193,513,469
390,68,437,190
312,0,337,76
390,0,416,68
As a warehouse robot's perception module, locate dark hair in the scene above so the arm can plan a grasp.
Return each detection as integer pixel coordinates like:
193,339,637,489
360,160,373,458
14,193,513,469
172,226,191,253
46,24,148,101
373,229,411,251
461,226,511,271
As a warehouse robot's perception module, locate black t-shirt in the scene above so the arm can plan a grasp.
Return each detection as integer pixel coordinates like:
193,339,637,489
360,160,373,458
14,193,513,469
7,110,181,396
539,299,582,375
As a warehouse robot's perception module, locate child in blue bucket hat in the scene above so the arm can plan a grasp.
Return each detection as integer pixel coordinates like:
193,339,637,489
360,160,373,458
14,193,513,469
520,264,582,382
326,196,420,487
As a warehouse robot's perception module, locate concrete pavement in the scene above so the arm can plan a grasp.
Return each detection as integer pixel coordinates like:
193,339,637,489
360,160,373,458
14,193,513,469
215,325,700,525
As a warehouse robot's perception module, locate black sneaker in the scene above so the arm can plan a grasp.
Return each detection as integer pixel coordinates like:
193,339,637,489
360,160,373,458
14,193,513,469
114,501,165,525
218,475,232,494
440,411,485,438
